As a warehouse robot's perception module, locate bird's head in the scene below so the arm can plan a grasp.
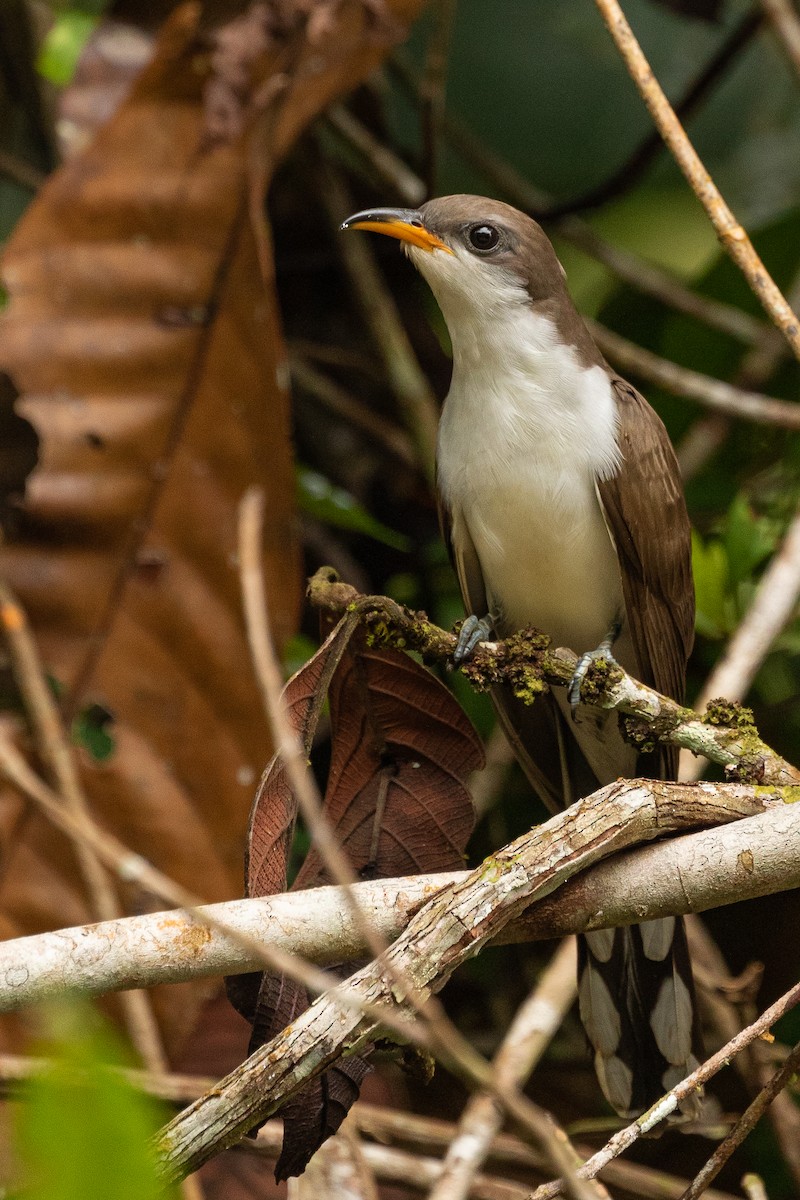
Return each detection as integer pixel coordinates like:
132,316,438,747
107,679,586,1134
341,194,572,333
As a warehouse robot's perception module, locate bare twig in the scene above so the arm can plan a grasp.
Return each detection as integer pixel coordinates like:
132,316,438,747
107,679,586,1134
419,0,458,194
761,0,800,77
326,104,426,205
536,8,763,219
681,506,800,782
293,1137,530,1199
427,938,579,1200
560,216,770,346
0,727,439,1055
679,1040,800,1199
678,263,800,479
531,979,800,1199
588,320,800,428
294,1123,381,1200
741,1175,769,1200
0,1053,744,1200
0,799,798,1009
593,0,800,359
290,354,417,466
685,917,800,1190
0,149,46,192
0,583,167,1073
253,1110,740,1200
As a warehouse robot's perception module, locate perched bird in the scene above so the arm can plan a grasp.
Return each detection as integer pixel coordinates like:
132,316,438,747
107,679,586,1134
342,195,700,1118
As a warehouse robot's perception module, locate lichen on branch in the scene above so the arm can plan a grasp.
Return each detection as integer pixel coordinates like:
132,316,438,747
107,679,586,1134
306,567,800,787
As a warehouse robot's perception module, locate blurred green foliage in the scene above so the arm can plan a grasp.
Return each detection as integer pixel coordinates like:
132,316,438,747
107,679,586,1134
298,465,411,550
37,10,98,87
13,1003,176,1200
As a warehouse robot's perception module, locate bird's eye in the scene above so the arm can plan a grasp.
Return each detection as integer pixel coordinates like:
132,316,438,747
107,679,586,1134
468,224,500,252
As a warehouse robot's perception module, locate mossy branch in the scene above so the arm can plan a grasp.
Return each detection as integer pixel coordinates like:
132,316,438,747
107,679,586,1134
307,567,800,788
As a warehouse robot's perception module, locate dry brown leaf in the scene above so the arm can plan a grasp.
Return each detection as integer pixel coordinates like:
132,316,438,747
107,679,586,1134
0,0,426,1052
229,617,481,1178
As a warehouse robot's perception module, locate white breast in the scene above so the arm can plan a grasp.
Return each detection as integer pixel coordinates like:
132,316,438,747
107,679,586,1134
431,256,625,655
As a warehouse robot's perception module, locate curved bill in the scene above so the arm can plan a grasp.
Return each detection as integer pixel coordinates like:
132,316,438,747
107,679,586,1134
340,207,452,254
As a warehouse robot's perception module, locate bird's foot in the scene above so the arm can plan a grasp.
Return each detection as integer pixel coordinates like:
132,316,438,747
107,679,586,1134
453,614,494,664
568,621,622,716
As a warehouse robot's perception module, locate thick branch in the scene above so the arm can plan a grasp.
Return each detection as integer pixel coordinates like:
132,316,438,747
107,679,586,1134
153,779,780,1182
1,799,798,1011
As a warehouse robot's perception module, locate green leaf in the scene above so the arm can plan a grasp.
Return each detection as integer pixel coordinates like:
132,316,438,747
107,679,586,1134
692,528,730,639
723,493,778,587
72,702,116,762
15,1003,176,1200
37,12,98,87
282,633,318,678
297,466,410,550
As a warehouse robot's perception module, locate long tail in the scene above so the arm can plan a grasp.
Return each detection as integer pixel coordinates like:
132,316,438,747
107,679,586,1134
578,917,702,1116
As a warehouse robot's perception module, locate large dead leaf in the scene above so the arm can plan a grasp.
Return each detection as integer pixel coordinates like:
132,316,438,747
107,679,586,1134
228,616,481,1178
0,0,426,1051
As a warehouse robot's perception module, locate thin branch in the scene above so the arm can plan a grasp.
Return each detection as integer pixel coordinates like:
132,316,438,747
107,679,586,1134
295,1124,381,1200
0,149,46,192
588,320,800,429
741,1176,769,1200
419,0,458,194
295,1137,531,1199
245,1111,742,1200
559,216,770,347
593,0,800,359
677,262,800,479
531,977,800,1199
536,8,764,219
679,1040,800,1200
0,727,437,1054
0,1054,744,1200
761,0,800,77
326,104,426,206
0,799,798,1009
685,916,800,1191
426,938,579,1200
290,355,417,465
0,582,167,1072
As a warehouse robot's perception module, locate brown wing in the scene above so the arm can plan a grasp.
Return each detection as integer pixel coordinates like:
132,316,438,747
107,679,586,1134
597,378,694,778
436,490,487,618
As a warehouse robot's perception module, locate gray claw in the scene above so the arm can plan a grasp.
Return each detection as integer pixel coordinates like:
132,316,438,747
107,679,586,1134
568,638,620,717
453,614,493,663
568,650,594,712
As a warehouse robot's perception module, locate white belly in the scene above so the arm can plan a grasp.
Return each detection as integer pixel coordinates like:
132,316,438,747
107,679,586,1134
434,295,632,658
459,467,623,653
